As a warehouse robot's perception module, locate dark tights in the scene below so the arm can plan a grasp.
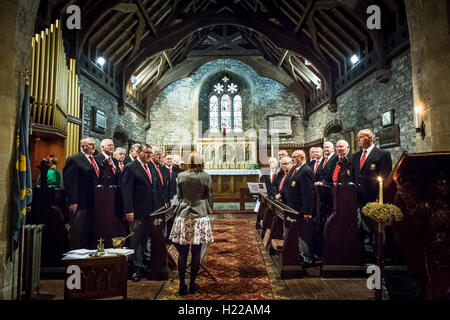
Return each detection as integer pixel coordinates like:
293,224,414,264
174,243,202,287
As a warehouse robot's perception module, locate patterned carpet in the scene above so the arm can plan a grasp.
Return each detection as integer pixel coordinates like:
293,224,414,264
160,218,276,300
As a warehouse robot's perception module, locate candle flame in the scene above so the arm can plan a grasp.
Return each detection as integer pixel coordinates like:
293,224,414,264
378,176,382,182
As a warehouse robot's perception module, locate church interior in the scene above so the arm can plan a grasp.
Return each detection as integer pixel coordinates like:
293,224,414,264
0,0,449,301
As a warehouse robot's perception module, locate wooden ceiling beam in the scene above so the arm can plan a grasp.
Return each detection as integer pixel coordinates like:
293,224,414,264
294,0,316,34
136,0,158,36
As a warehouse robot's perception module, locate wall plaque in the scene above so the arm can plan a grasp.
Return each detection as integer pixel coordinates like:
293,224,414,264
268,115,292,136
379,124,400,148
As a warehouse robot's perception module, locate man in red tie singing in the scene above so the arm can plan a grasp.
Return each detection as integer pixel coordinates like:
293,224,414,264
63,137,100,249
122,144,154,282
351,129,392,259
95,138,120,186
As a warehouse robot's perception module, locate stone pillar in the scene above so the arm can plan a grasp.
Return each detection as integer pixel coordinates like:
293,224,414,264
0,0,39,299
405,0,450,152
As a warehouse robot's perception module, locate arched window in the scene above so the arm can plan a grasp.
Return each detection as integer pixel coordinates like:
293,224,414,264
209,75,243,132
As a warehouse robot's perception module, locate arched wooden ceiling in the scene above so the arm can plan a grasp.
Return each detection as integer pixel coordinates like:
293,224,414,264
47,0,407,115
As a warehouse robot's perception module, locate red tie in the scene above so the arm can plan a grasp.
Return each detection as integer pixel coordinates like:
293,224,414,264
109,158,116,175
169,167,172,179
143,164,152,184
360,150,367,170
278,172,287,191
89,156,99,178
120,162,124,172
156,165,164,186
322,157,328,169
332,164,341,183
314,160,320,174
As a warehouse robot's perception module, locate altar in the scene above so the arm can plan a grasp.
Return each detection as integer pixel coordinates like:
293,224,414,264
205,169,262,203
196,135,261,203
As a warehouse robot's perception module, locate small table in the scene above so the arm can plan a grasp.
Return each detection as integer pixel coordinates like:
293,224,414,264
64,255,128,300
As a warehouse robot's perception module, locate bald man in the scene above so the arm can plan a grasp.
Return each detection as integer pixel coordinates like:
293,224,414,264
323,140,352,185
351,129,392,256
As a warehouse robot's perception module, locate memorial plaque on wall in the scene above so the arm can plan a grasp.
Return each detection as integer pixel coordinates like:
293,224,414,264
379,124,400,148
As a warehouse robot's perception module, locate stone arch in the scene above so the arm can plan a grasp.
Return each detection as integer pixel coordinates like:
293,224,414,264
323,119,344,145
113,125,128,148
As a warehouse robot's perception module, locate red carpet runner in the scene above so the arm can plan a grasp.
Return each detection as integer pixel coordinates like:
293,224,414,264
162,218,275,300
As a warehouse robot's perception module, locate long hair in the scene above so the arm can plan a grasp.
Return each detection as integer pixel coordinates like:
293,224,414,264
187,152,204,172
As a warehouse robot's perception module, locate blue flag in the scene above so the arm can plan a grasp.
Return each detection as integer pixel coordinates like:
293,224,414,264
10,83,33,253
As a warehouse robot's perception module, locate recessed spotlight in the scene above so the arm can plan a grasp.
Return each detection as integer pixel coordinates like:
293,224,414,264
351,54,359,65
96,56,105,66
130,75,137,83
305,59,311,65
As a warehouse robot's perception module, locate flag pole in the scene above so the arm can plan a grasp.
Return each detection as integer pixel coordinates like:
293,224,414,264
16,69,31,300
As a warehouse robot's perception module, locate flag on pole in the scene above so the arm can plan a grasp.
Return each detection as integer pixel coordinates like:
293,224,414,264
9,82,33,254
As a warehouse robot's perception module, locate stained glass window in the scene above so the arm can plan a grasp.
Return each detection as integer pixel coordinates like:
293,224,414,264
233,95,242,130
208,75,243,132
209,95,219,131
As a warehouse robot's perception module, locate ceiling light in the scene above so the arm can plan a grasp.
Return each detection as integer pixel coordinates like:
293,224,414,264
304,59,311,65
130,75,137,83
351,54,359,65
316,83,322,90
96,56,105,66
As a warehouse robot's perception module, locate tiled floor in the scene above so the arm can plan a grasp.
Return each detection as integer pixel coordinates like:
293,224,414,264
38,213,373,300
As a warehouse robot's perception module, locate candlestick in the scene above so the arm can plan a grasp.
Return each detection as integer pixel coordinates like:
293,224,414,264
378,176,383,204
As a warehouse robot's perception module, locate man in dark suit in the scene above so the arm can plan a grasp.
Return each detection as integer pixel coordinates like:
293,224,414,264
122,144,154,282
328,139,353,185
113,147,126,186
278,150,315,266
94,138,119,186
308,147,317,169
312,147,324,182
149,147,170,208
263,157,278,197
124,143,140,165
163,154,178,200
274,150,289,192
315,141,337,185
351,129,392,255
63,137,100,249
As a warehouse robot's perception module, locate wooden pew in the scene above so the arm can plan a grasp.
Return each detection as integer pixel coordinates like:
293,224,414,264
384,151,450,299
94,185,127,249
257,195,303,279
321,181,362,277
147,206,176,280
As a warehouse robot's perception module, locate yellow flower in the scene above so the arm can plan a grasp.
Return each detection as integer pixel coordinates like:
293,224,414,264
362,202,403,223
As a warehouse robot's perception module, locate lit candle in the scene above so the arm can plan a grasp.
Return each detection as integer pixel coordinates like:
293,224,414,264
414,106,421,128
378,176,383,204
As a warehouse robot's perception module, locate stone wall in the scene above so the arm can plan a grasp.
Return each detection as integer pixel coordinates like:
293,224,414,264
79,75,147,150
305,51,415,164
0,0,40,300
147,59,304,146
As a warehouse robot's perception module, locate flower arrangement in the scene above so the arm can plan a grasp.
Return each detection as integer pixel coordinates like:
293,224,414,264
362,202,403,224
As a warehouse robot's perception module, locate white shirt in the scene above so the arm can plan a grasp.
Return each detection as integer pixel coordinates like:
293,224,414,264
361,144,375,162
83,152,99,171
102,152,116,169
137,158,148,171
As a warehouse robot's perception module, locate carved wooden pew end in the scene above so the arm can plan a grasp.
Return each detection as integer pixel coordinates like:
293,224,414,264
271,239,284,253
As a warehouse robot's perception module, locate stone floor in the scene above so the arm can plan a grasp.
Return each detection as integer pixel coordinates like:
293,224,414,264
38,213,374,300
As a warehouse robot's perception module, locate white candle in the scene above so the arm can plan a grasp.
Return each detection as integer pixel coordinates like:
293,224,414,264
414,106,421,128
378,176,383,204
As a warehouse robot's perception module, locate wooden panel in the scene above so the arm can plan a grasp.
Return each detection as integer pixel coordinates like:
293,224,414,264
211,174,259,202
29,135,66,185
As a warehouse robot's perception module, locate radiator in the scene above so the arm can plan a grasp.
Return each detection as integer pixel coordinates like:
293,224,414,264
20,224,44,299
